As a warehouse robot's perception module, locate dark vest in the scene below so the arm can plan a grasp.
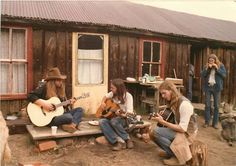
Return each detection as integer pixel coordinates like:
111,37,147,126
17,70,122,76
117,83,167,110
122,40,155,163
174,96,198,135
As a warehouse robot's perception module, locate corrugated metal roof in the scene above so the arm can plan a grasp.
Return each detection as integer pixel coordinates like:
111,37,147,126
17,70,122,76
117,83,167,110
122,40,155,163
2,1,236,43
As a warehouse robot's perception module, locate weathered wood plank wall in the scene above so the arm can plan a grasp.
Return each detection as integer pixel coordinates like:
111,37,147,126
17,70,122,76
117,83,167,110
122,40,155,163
1,30,236,115
32,29,73,97
163,41,191,95
108,35,139,81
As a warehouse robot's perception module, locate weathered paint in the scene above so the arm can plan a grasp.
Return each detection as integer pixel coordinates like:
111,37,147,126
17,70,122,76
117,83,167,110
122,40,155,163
72,33,109,114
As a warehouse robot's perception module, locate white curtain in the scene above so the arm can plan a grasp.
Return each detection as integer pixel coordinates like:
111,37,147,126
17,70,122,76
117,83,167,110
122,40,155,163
0,28,26,94
78,49,103,84
0,63,9,93
13,63,26,93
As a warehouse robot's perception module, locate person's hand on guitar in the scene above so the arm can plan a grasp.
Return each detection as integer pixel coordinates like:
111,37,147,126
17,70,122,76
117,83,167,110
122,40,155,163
69,97,77,105
151,113,165,125
159,110,165,116
36,99,55,112
115,109,126,117
115,109,122,116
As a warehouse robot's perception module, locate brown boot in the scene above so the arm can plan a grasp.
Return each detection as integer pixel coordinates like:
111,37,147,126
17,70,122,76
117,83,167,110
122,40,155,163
163,157,185,166
158,149,168,158
126,139,134,149
61,123,77,133
112,142,126,151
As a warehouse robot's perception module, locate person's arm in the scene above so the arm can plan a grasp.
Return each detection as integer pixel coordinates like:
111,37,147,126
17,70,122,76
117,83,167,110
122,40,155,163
116,92,134,117
125,92,134,114
27,85,54,111
152,115,185,133
33,99,54,111
152,101,193,133
216,64,227,78
201,65,210,78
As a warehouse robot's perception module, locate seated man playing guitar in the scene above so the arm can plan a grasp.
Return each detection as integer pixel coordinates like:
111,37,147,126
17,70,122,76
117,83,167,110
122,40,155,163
27,67,84,133
98,78,134,151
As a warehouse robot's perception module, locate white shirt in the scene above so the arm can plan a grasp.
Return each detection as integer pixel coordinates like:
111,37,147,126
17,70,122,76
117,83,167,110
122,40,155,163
178,101,194,131
105,92,134,114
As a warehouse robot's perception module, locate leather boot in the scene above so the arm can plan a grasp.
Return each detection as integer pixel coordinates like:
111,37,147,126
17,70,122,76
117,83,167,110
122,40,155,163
158,149,168,158
126,139,134,149
112,142,126,151
163,157,185,166
62,123,77,133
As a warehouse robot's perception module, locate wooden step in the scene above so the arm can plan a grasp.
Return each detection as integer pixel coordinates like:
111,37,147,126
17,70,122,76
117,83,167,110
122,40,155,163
6,118,31,135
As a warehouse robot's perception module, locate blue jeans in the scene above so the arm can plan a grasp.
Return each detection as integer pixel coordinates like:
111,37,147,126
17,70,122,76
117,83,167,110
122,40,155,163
99,117,129,144
204,87,220,126
153,127,176,157
49,107,84,126
187,76,193,101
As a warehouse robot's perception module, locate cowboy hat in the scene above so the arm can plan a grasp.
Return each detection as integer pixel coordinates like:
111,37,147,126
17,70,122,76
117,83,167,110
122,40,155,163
45,67,67,81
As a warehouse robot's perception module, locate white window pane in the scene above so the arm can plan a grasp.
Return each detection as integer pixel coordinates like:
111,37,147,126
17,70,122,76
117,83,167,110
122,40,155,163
12,29,25,59
0,63,10,93
0,28,10,59
12,63,26,93
78,60,103,84
77,49,103,84
78,49,103,59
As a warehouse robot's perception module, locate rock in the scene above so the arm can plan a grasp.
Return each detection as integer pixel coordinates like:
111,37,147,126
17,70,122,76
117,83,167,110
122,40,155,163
95,136,110,145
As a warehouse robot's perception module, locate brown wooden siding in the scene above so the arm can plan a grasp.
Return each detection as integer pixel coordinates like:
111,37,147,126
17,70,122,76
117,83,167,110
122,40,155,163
1,27,236,115
32,29,73,97
108,35,139,81
163,41,191,95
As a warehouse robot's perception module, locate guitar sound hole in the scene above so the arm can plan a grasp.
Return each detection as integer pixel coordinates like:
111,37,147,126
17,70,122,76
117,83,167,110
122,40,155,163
102,107,111,115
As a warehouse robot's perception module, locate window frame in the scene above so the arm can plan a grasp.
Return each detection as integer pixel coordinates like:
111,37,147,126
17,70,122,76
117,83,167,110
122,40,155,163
0,26,32,100
139,39,163,77
76,33,105,85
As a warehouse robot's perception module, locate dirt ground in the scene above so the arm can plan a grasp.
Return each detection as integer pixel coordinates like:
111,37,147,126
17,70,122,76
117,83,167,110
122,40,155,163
7,115,236,166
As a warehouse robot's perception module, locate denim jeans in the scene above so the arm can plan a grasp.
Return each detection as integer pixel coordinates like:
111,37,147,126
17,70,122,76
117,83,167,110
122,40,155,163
49,107,84,126
153,127,176,157
99,117,129,144
187,76,193,101
204,87,220,126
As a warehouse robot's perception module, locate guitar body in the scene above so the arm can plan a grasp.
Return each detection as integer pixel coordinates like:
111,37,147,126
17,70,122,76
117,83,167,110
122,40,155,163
27,93,90,127
96,98,120,119
157,108,175,127
27,97,64,127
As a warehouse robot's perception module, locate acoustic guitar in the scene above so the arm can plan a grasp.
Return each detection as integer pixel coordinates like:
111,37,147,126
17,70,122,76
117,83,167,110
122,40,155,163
96,98,135,119
27,93,90,127
149,108,175,127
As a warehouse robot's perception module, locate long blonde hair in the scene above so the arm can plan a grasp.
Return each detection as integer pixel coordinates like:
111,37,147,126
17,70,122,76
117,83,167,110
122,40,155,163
205,53,221,68
45,80,65,99
159,80,182,111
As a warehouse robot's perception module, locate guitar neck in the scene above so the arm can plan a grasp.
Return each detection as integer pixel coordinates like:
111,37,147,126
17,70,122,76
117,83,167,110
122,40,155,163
55,100,71,108
54,96,82,108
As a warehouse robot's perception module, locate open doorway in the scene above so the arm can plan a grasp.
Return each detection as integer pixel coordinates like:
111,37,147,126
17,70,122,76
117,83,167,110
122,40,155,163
190,45,205,103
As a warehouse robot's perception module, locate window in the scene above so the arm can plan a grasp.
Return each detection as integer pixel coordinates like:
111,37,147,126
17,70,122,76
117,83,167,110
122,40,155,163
0,27,30,99
77,34,104,84
141,40,162,76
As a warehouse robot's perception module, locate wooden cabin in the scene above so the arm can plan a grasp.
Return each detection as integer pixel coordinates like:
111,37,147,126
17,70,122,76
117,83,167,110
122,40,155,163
1,1,236,116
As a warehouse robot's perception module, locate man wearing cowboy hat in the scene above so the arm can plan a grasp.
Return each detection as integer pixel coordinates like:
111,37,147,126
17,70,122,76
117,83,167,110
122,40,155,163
28,67,84,133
